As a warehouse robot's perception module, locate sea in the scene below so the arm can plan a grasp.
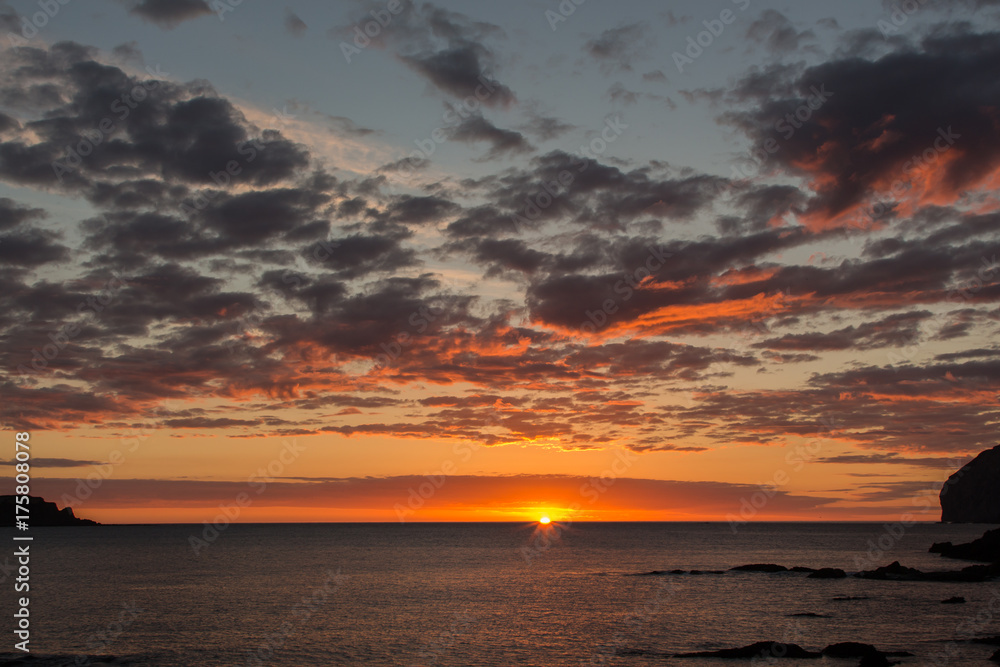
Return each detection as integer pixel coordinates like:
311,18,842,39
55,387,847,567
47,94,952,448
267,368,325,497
1,522,998,666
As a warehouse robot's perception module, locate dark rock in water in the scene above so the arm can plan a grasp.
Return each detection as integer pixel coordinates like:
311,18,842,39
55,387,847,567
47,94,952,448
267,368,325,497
0,495,99,526
790,566,816,573
991,649,1000,663
940,444,1000,523
808,567,847,579
855,560,1000,582
931,528,1000,563
788,612,830,618
812,644,907,667
941,596,966,604
730,563,788,572
822,642,882,658
855,561,925,580
675,641,821,659
971,636,1000,646
832,596,870,601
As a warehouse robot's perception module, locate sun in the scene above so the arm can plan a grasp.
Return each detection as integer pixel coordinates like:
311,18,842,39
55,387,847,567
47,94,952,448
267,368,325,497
539,516,551,524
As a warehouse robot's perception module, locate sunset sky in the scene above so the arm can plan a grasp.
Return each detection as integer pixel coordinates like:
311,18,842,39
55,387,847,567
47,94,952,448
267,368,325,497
1,0,998,524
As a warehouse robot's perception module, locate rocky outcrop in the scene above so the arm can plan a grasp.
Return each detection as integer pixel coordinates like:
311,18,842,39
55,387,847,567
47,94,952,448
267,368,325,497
941,445,1000,523
930,528,1000,562
675,641,821,658
730,563,788,572
0,495,99,526
674,642,911,661
855,560,1000,582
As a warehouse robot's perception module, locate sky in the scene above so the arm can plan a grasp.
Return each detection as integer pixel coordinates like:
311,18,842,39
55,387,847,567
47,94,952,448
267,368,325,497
0,0,998,524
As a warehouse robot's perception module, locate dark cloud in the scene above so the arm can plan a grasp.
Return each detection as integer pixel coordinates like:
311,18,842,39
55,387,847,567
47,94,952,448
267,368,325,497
753,311,933,352
726,27,1000,227
746,10,817,54
125,0,213,28
584,23,651,72
370,5,516,107
0,457,101,468
445,114,533,160
0,197,46,231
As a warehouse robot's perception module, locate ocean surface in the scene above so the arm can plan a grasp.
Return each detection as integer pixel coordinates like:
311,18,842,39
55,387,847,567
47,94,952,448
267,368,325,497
1,522,998,666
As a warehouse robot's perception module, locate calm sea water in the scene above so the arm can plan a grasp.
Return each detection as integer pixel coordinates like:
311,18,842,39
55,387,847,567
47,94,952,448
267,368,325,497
1,522,998,666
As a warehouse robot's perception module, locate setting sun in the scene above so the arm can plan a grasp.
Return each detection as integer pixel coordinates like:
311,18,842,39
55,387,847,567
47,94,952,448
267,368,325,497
539,516,551,524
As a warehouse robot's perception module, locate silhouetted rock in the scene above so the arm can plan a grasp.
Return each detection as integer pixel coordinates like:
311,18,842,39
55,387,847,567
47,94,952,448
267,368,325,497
788,612,830,617
941,596,966,604
855,561,924,580
931,528,1000,563
940,444,1000,523
971,636,1000,646
854,560,1000,582
675,641,821,658
821,643,912,663
0,495,99,526
822,642,884,658
858,654,894,667
791,566,816,573
808,567,847,579
991,649,1000,662
832,596,870,601
730,563,788,572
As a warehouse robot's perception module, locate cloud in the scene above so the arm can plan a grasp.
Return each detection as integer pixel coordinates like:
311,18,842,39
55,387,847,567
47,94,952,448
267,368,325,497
725,27,1000,229
445,114,533,160
0,457,101,468
583,23,651,72
29,474,837,520
124,0,213,28
746,10,817,54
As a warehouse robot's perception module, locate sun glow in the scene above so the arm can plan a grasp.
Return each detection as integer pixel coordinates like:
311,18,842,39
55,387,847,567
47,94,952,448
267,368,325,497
539,516,551,524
